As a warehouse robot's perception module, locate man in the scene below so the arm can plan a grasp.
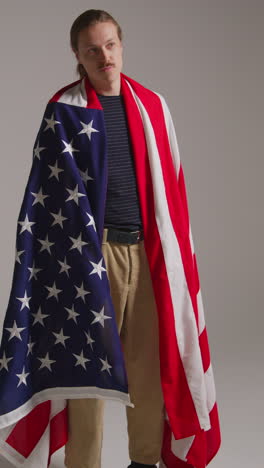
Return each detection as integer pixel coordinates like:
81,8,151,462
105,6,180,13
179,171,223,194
65,10,164,468
0,9,220,468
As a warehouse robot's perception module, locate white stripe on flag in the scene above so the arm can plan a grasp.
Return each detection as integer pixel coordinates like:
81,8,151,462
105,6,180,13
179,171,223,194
158,92,217,416
171,433,195,462
154,93,181,178
126,81,210,430
197,289,206,335
205,363,216,413
58,79,87,107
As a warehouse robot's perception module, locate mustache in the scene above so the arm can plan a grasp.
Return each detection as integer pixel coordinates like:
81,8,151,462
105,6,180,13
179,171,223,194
99,64,114,69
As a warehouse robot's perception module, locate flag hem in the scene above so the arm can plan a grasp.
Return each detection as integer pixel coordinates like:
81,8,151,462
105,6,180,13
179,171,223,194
0,386,133,429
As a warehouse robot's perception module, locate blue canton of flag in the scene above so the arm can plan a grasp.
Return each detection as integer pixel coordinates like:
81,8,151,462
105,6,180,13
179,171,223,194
0,101,130,421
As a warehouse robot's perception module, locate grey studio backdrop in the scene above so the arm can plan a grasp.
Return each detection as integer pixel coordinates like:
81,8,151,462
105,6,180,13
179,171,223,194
0,1,263,467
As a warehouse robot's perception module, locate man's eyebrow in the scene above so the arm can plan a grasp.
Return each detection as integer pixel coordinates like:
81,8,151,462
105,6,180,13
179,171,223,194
83,38,115,47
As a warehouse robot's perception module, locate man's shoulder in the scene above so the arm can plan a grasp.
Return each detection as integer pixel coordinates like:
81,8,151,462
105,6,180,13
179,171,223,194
48,78,84,105
45,74,169,111
121,73,166,104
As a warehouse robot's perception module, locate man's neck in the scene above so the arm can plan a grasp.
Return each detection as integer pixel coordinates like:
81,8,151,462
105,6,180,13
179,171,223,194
89,75,121,96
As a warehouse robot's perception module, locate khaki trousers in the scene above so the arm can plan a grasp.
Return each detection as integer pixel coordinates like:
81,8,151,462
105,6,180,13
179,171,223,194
64,230,165,468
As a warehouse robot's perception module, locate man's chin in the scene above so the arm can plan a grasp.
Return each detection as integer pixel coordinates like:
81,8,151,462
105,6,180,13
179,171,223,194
99,69,120,81
87,70,121,89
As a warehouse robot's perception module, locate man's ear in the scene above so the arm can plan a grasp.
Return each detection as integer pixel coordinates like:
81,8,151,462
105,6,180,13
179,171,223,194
72,48,79,61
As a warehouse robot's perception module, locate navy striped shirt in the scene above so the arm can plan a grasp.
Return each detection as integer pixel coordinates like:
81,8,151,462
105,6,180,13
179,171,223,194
97,93,143,231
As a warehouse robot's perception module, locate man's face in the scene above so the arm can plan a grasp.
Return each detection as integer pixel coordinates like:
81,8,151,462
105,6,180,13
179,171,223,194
74,21,123,89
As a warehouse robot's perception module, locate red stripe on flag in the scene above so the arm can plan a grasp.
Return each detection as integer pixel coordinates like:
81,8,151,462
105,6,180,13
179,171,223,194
178,165,190,229
84,76,103,109
152,95,196,287
199,327,211,372
186,403,221,468
123,76,199,320
204,403,221,464
6,400,51,458
121,75,201,438
193,253,200,295
48,406,68,467
186,430,206,468
138,91,199,320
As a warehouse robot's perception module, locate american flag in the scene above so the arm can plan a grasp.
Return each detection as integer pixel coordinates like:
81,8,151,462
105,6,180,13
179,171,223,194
0,73,221,467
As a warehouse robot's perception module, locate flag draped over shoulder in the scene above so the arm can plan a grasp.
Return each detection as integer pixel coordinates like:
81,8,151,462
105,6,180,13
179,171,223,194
0,73,221,468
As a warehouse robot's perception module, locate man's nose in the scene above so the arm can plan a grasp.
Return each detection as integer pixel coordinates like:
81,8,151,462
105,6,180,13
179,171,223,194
99,47,110,63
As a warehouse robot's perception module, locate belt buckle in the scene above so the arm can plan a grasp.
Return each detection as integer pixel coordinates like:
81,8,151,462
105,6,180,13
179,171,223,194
136,231,142,243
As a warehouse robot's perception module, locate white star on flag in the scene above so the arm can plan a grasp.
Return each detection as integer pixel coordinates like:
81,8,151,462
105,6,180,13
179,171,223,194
27,338,35,356
16,290,31,311
61,139,80,158
33,140,46,160
48,161,64,181
90,306,112,327
86,212,96,231
89,258,106,279
38,234,55,254
50,208,68,228
44,112,61,133
45,281,63,301
18,214,36,235
28,261,42,280
38,352,56,372
0,351,13,371
84,330,95,351
73,350,90,370
75,282,90,302
30,187,49,207
15,249,25,264
53,328,70,348
5,321,26,341
58,256,71,277
16,366,30,387
78,120,99,141
32,307,49,326
79,168,94,184
69,233,88,254
65,305,80,324
99,356,112,375
66,184,86,205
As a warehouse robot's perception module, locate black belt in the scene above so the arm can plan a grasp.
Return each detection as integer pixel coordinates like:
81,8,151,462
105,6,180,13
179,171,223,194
104,228,144,244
